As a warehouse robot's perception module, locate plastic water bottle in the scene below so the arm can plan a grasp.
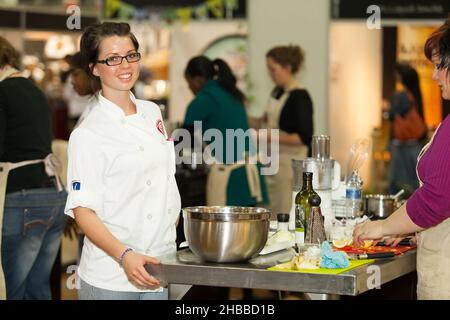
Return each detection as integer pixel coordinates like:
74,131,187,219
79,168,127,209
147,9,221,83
345,170,363,219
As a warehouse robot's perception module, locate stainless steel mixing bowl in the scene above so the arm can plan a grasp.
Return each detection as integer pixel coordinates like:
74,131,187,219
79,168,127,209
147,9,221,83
183,206,271,263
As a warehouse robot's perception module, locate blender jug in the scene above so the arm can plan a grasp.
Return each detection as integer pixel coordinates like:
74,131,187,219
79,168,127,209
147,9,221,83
291,135,341,235
291,158,340,236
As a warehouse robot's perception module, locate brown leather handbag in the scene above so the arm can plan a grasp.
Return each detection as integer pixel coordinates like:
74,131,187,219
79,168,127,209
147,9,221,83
393,92,427,141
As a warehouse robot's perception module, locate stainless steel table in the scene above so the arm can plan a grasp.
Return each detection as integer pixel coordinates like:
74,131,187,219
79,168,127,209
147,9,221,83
152,248,416,297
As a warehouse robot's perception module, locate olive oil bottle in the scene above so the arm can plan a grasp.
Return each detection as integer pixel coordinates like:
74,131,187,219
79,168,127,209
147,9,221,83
295,172,319,240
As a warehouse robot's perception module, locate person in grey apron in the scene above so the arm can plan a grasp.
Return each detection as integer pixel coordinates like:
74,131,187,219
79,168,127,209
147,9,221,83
252,45,314,218
353,20,450,299
1,36,67,300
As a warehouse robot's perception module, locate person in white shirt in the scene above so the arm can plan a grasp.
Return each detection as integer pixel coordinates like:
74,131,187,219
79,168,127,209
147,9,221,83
63,75,92,132
67,52,96,130
64,22,181,300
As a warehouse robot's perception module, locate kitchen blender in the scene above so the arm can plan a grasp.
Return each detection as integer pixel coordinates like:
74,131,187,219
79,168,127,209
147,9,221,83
290,135,341,235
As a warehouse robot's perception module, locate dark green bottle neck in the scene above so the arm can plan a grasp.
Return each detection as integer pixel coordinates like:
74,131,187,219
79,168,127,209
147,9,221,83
302,177,313,190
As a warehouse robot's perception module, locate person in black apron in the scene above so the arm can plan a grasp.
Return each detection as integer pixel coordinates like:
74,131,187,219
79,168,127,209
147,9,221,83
250,45,314,218
0,36,67,300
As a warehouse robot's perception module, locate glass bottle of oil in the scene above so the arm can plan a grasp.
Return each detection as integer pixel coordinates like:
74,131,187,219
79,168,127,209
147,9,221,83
295,172,319,239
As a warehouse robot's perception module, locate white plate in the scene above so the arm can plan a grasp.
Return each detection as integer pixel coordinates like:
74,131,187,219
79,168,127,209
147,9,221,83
259,240,295,255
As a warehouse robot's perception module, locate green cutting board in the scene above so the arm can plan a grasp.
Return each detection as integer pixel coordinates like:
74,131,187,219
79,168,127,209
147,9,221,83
268,259,374,275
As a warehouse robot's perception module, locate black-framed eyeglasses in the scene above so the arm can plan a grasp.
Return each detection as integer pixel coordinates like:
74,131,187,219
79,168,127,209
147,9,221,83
97,52,141,66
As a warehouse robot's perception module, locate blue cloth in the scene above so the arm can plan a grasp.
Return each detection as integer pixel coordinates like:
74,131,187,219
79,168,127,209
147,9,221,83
2,188,67,300
320,241,349,269
78,279,168,300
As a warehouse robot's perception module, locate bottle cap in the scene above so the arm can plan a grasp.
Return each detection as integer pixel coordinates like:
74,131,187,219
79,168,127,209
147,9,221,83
308,194,321,207
277,213,290,223
303,171,313,179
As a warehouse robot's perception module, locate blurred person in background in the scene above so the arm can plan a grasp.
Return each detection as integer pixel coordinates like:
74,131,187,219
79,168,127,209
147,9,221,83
62,52,98,257
68,52,96,129
354,16,450,300
133,68,152,100
183,56,269,208
250,45,314,218
60,54,73,85
386,63,426,196
0,36,67,300
63,54,93,132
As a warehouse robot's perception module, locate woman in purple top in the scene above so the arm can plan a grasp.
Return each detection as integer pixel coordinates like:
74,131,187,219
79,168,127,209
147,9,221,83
354,17,450,299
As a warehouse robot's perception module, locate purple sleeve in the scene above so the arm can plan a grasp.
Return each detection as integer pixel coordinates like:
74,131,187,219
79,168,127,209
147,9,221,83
406,119,450,228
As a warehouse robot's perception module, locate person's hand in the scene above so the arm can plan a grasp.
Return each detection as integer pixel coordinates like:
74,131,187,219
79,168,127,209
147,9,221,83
122,251,161,289
353,220,385,247
383,235,417,247
64,216,79,240
383,236,405,247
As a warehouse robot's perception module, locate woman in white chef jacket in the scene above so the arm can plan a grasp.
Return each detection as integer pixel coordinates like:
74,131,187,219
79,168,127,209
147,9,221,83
64,22,181,300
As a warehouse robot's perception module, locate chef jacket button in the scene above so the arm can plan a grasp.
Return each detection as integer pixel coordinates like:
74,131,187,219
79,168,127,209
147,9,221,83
141,114,146,119
147,214,152,220
146,180,152,186
121,119,126,125
139,145,144,151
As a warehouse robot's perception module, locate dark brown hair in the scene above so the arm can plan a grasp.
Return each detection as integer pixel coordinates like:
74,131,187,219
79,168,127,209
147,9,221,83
266,45,304,74
424,16,450,74
79,22,139,92
185,56,245,104
0,36,20,69
395,63,424,119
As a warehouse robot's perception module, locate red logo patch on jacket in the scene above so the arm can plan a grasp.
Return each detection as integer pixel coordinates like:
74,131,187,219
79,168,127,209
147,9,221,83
156,119,165,136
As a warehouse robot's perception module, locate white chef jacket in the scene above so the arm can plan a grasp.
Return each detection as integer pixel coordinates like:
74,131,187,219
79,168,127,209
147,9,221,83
64,92,181,292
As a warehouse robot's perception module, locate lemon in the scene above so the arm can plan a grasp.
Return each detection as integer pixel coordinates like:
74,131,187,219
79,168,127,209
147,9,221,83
362,240,374,248
332,239,350,248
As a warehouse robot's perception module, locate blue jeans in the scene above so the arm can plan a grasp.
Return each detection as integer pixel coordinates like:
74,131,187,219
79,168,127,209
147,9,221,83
1,188,67,300
78,279,168,300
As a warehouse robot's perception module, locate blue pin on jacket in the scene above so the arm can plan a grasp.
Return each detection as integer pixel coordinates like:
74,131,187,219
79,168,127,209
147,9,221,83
72,180,81,191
